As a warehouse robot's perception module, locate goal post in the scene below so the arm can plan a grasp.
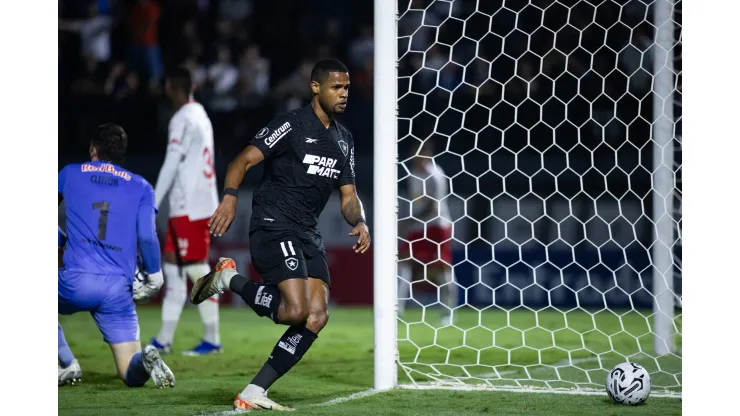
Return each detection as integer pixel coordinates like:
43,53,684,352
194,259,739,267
372,0,399,391
373,0,681,395
651,0,677,357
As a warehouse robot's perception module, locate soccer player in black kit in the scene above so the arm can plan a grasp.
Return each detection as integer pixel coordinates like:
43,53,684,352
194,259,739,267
190,59,370,411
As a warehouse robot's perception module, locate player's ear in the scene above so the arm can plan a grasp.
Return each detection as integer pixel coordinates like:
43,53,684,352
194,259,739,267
310,80,320,95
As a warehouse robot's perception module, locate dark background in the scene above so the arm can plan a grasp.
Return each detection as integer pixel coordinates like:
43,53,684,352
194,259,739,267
58,0,376,195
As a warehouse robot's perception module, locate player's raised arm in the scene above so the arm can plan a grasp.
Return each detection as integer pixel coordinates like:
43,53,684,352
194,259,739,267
210,117,292,236
209,144,265,237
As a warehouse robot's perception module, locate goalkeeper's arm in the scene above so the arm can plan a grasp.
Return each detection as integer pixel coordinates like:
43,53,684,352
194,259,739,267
135,201,163,301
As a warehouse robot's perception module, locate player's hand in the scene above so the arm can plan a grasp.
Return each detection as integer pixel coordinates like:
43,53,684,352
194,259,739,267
209,195,237,237
349,222,371,254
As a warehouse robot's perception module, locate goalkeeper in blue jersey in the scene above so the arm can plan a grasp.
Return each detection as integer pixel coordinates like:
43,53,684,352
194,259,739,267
58,123,175,388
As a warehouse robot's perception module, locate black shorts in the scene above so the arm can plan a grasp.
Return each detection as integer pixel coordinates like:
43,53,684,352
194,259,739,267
249,228,331,289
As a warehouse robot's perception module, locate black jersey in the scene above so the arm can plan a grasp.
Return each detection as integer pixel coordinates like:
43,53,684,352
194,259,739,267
247,104,355,233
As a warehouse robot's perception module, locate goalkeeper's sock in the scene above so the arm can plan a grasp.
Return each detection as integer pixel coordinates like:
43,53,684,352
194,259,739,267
124,352,150,387
156,263,186,345
229,273,281,321
185,263,221,345
243,324,318,393
58,323,75,367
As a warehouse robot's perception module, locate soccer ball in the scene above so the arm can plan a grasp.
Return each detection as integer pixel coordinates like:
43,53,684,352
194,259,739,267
605,362,651,405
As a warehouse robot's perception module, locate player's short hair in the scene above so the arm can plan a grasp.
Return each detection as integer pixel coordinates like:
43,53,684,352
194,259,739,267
92,123,127,164
166,66,194,95
310,59,349,84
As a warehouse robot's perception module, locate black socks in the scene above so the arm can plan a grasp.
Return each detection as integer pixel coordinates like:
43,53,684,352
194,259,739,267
229,274,281,320
251,324,318,390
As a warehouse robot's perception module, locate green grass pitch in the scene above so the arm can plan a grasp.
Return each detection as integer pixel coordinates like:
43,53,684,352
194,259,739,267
58,307,681,415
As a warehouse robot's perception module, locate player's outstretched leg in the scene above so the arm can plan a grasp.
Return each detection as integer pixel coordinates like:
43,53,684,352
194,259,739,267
191,258,286,322
190,258,238,303
192,257,312,326
58,323,82,386
233,278,329,411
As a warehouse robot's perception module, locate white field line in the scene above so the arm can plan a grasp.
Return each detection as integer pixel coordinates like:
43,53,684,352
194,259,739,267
194,411,247,416
194,389,380,415
310,388,381,406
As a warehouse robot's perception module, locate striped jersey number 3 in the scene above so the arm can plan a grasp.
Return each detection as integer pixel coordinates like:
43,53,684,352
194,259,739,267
203,147,215,179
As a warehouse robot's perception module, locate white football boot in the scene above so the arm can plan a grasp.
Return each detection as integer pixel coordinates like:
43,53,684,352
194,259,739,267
142,344,176,388
190,257,237,305
233,392,295,412
58,359,82,386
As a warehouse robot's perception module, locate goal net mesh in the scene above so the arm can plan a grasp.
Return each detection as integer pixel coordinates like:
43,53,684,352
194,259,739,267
396,0,682,394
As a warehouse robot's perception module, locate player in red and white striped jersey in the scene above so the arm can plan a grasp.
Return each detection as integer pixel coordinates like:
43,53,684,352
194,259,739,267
399,141,459,325
151,67,221,355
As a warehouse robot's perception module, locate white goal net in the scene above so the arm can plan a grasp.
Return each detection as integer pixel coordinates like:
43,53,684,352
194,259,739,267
390,0,682,395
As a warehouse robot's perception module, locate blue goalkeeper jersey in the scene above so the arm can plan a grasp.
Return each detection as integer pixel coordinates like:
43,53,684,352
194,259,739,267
58,161,160,281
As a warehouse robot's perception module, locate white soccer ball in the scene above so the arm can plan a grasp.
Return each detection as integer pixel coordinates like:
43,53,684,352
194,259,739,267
605,362,651,405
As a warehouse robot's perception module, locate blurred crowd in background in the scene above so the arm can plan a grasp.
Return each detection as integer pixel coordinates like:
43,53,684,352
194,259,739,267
58,0,375,192
58,0,681,207
398,0,682,208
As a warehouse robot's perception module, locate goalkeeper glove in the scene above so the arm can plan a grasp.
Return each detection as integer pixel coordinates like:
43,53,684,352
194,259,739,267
133,269,164,303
